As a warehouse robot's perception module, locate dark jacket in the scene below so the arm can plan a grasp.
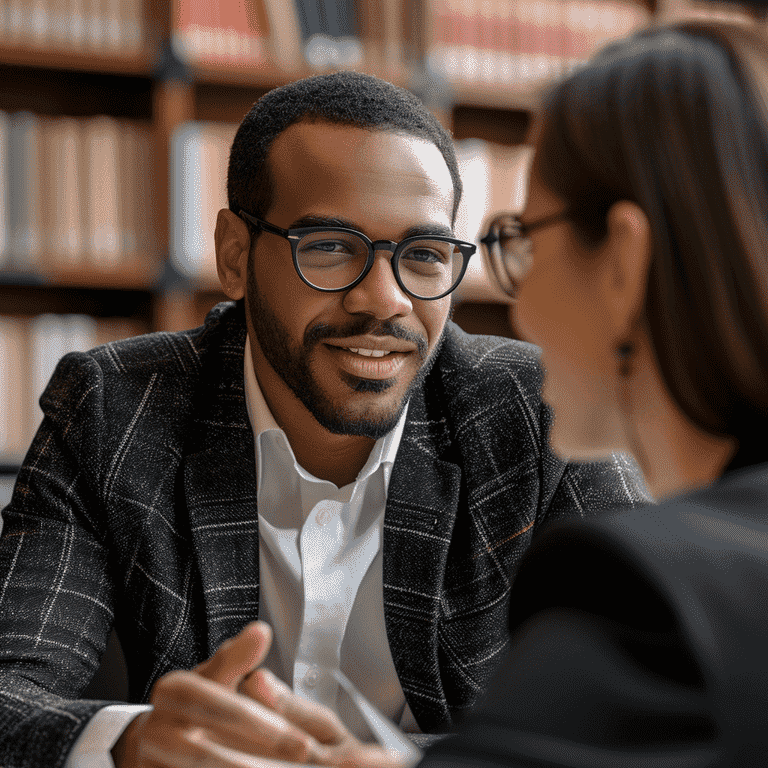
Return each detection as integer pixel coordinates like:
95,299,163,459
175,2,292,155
420,461,768,768
0,302,648,767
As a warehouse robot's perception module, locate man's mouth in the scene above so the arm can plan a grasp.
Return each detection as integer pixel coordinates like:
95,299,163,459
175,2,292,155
344,347,393,358
324,342,410,380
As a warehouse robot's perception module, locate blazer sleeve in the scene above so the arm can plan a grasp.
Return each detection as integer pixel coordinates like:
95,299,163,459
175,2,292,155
416,507,728,768
0,352,118,768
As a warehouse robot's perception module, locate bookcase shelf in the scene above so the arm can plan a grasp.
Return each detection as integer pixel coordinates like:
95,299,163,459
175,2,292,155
0,63,154,118
450,80,544,113
0,284,153,318
0,44,157,77
189,60,307,89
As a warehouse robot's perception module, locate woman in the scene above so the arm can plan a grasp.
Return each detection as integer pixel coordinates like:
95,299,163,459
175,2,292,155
416,19,768,768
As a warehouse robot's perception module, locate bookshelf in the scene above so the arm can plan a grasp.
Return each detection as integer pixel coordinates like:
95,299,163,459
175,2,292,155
3,0,757,474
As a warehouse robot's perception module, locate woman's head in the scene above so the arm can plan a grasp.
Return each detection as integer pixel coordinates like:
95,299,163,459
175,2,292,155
516,22,768,467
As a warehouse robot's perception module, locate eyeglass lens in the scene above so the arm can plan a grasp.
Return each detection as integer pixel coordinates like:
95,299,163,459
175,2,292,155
296,231,467,298
484,217,533,295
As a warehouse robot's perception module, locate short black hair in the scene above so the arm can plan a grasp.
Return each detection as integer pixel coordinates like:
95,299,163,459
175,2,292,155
227,71,462,225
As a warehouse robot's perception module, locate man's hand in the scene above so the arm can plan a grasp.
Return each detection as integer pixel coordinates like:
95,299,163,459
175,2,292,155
111,622,331,767
241,667,411,768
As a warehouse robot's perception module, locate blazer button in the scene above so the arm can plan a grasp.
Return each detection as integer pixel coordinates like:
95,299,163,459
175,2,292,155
304,666,319,688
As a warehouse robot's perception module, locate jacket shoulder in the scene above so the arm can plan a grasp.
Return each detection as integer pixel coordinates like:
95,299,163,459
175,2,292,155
83,300,245,377
438,322,544,399
38,301,245,431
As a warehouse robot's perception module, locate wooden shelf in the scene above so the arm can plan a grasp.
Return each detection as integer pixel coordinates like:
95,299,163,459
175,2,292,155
44,258,162,290
453,104,532,145
449,79,545,113
0,283,154,318
189,59,304,89
0,62,154,119
0,43,156,77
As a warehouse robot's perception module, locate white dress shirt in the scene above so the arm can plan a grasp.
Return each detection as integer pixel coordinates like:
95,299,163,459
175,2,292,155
65,338,418,766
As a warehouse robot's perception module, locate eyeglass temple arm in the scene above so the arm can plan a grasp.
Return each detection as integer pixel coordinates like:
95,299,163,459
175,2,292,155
235,209,292,238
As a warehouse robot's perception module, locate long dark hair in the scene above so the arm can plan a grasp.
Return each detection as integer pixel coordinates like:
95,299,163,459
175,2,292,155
534,22,768,446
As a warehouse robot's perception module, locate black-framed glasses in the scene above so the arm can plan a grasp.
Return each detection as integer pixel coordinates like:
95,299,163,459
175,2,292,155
480,210,570,298
236,209,477,301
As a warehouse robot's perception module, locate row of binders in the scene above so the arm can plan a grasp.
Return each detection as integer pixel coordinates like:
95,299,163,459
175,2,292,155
0,112,155,275
173,0,366,69
0,314,146,461
426,0,649,83
0,112,530,282
172,0,758,74
0,0,144,53
1,0,757,80
172,0,649,77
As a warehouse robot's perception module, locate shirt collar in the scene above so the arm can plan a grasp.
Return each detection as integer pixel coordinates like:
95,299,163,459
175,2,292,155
243,337,408,485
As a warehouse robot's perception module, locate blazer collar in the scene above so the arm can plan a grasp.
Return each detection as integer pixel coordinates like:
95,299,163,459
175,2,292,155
182,311,261,657
383,381,463,733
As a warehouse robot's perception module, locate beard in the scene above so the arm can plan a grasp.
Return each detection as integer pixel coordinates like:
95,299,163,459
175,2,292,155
246,270,444,439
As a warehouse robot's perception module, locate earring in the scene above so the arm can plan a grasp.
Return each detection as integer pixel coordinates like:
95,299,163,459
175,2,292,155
616,342,634,377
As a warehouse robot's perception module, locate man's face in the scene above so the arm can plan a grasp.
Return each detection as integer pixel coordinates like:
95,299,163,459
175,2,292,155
245,122,455,439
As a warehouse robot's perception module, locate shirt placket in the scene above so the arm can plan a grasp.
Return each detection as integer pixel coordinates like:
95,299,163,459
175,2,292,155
294,495,381,709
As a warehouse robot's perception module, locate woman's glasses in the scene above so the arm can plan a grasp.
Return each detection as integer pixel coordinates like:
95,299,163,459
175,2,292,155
480,210,570,298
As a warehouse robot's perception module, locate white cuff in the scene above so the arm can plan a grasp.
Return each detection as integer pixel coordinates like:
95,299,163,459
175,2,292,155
64,704,153,768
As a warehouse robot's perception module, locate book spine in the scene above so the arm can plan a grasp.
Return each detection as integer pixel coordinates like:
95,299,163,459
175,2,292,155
262,0,303,71
454,138,491,243
173,0,265,64
8,112,42,271
49,117,85,268
170,122,204,277
0,112,8,270
120,120,140,263
0,317,26,461
84,116,122,268
119,0,144,51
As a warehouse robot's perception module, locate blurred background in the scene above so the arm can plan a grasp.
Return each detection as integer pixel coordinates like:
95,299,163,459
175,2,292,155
0,0,763,504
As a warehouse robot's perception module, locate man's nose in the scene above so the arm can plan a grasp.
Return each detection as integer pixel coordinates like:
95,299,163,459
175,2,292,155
342,247,413,319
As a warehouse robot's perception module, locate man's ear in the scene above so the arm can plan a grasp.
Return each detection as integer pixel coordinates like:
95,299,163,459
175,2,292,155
215,209,251,300
601,200,652,340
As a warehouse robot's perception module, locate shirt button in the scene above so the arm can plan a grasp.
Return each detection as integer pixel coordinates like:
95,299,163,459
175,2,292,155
304,667,319,688
316,508,331,526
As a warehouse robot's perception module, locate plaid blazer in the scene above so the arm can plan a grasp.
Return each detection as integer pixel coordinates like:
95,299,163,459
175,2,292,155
0,302,648,767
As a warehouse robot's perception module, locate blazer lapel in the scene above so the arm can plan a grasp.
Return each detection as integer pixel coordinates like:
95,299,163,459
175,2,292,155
182,330,261,658
383,389,462,733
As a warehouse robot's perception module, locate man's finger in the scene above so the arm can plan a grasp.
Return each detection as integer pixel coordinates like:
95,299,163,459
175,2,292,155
151,670,323,762
145,726,329,768
239,668,349,745
196,622,273,687
335,745,411,768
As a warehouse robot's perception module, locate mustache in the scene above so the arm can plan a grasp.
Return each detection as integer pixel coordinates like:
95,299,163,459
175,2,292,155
304,318,428,360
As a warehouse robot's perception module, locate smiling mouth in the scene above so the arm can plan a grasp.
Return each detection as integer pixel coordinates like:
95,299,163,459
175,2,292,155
345,347,393,358
325,344,409,380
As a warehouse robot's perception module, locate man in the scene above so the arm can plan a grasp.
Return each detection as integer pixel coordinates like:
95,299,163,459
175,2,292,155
0,72,648,768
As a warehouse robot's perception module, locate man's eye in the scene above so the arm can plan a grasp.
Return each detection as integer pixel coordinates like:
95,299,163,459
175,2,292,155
304,241,351,253
403,248,443,263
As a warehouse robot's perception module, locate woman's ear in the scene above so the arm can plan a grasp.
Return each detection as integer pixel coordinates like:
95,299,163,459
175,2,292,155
601,200,652,340
215,209,251,300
